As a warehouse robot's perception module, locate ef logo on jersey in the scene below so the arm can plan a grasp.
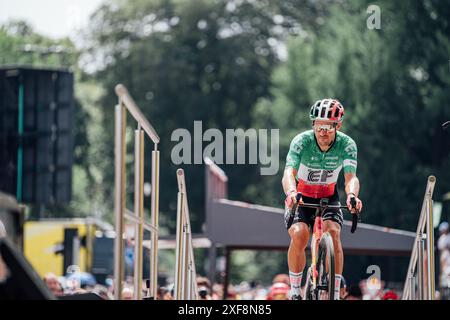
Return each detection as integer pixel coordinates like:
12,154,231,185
307,169,333,183
307,170,321,182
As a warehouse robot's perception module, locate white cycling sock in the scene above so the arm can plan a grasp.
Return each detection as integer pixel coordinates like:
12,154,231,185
289,271,303,296
334,275,342,300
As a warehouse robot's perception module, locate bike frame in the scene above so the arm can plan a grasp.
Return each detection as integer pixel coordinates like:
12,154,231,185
300,199,348,293
297,197,359,299
286,193,360,300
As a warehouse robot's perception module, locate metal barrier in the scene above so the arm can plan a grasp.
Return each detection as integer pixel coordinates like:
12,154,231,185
114,84,160,300
174,169,199,300
402,175,436,300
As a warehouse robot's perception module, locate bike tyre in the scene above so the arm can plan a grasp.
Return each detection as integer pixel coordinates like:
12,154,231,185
317,232,335,300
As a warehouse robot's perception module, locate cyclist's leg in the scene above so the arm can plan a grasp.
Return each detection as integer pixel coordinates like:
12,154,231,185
288,222,311,272
323,209,344,300
286,204,314,299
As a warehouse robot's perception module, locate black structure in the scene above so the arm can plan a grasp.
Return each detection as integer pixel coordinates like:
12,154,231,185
0,191,25,250
91,235,115,285
0,238,54,300
0,65,74,205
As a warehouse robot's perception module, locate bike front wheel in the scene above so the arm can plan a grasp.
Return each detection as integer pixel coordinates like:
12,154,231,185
317,232,335,300
304,266,314,300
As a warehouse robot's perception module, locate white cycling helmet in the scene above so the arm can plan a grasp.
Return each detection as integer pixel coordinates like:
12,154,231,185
310,98,344,122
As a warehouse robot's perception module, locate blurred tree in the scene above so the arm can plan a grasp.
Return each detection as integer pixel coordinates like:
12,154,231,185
0,20,77,67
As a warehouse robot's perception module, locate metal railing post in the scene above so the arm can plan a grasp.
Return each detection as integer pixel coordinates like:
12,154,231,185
417,234,424,300
409,275,416,300
402,176,436,300
174,169,199,300
174,190,185,299
426,197,435,300
150,148,160,299
114,84,160,300
133,128,144,300
114,103,126,300
183,222,190,299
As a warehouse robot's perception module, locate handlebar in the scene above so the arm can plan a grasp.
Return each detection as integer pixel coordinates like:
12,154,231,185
289,193,361,233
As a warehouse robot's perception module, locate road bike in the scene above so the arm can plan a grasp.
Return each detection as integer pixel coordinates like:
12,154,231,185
287,193,360,300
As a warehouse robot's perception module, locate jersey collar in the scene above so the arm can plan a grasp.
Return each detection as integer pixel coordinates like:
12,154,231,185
313,131,337,153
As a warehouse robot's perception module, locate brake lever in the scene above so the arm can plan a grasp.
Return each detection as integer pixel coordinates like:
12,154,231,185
286,192,302,230
350,197,360,233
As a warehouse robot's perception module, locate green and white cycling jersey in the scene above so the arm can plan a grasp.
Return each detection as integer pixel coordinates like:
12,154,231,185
285,130,357,199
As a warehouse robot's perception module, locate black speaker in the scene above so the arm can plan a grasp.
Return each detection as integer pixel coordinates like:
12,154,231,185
0,66,74,205
0,238,55,299
91,236,114,285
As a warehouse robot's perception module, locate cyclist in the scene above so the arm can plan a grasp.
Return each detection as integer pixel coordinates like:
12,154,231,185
282,98,363,300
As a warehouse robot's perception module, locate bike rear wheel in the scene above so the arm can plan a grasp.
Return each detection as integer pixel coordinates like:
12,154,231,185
317,232,335,300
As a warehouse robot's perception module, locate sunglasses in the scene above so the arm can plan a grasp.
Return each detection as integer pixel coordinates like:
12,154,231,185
313,123,336,132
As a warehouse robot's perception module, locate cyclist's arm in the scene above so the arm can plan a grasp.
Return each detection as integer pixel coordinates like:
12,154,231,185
344,173,363,213
283,134,303,195
282,167,298,195
344,173,360,198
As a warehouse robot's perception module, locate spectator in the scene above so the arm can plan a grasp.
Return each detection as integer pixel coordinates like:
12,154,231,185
163,288,174,300
272,274,290,286
226,285,238,300
212,283,223,300
105,276,114,297
157,285,167,300
438,221,450,299
344,285,362,300
196,276,212,300
382,290,399,300
43,273,63,296
92,284,112,300
361,278,384,300
266,282,289,300
121,286,133,300
198,285,212,300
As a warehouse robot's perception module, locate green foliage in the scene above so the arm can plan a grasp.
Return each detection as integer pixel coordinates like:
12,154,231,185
0,20,78,68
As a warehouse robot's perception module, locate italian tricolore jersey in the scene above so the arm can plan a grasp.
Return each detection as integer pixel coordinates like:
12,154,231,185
285,130,357,199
